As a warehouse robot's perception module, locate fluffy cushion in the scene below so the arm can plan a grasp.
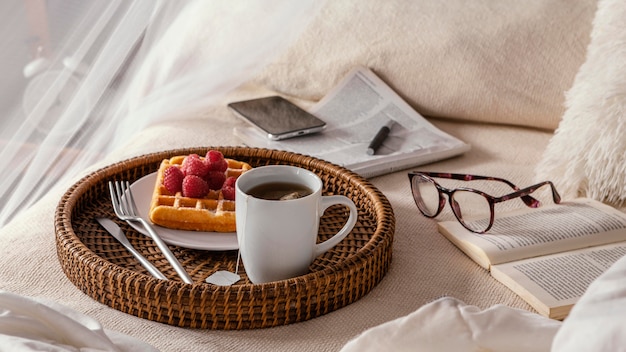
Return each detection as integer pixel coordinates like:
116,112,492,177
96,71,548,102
536,0,626,206
253,0,596,130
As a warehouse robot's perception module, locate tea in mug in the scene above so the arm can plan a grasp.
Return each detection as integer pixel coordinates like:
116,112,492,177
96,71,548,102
247,182,313,200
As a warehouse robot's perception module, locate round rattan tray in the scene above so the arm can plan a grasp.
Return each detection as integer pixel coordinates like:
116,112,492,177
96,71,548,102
55,147,394,329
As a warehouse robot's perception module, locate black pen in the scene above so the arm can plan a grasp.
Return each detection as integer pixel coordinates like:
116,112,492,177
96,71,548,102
367,120,395,155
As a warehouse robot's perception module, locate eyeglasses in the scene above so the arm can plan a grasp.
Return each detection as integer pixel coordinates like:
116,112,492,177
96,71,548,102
407,172,561,233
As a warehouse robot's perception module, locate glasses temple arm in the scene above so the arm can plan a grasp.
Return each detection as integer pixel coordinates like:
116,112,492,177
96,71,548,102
494,181,562,208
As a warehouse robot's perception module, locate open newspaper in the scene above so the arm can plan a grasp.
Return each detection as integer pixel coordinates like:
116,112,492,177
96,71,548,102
437,198,626,319
233,66,470,178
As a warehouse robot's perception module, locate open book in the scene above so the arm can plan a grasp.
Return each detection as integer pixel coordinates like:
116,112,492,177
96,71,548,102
438,198,626,319
233,66,470,178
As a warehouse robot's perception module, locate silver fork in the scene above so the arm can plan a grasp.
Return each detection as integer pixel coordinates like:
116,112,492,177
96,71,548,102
109,180,193,284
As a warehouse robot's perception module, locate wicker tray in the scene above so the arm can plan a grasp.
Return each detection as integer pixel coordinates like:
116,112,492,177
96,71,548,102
55,147,395,329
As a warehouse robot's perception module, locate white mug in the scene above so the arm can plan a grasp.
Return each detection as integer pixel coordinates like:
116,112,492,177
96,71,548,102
235,165,357,284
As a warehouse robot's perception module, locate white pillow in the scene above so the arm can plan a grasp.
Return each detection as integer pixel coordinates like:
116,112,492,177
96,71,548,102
536,0,626,206
254,0,596,130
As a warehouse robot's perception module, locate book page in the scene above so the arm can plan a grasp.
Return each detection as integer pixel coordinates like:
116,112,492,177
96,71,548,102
438,198,626,266
490,242,626,319
233,66,469,177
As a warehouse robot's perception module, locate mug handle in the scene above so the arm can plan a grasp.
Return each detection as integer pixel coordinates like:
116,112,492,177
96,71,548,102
314,195,358,257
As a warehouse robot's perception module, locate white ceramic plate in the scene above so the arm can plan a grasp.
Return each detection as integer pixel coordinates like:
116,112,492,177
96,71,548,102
127,172,238,251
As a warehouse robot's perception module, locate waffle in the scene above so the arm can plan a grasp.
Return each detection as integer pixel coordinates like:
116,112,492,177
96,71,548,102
149,155,252,232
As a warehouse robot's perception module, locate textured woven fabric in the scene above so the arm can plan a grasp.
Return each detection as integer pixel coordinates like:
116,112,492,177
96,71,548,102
0,105,554,351
0,0,607,350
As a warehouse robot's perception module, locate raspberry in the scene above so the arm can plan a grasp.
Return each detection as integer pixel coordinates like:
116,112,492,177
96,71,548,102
162,166,184,194
182,175,209,198
182,154,209,177
221,176,237,200
205,171,226,190
223,176,237,189
205,150,228,172
206,150,224,163
222,186,235,201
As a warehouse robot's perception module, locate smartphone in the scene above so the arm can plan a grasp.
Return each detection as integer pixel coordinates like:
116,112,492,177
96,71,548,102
228,96,326,140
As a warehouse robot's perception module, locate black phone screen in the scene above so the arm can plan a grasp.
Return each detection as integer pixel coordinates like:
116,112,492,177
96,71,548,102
228,96,326,140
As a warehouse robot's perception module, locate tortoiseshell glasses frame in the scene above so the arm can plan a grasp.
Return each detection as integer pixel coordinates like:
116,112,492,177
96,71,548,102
407,172,562,233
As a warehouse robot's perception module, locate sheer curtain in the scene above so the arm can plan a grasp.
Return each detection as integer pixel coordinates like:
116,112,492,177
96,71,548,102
0,0,318,228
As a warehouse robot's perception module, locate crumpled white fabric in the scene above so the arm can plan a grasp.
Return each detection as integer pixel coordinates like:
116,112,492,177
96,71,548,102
0,291,158,352
340,297,561,352
342,248,626,352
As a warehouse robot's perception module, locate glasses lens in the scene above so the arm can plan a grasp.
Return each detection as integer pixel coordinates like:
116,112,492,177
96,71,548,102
411,175,440,216
450,190,491,233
